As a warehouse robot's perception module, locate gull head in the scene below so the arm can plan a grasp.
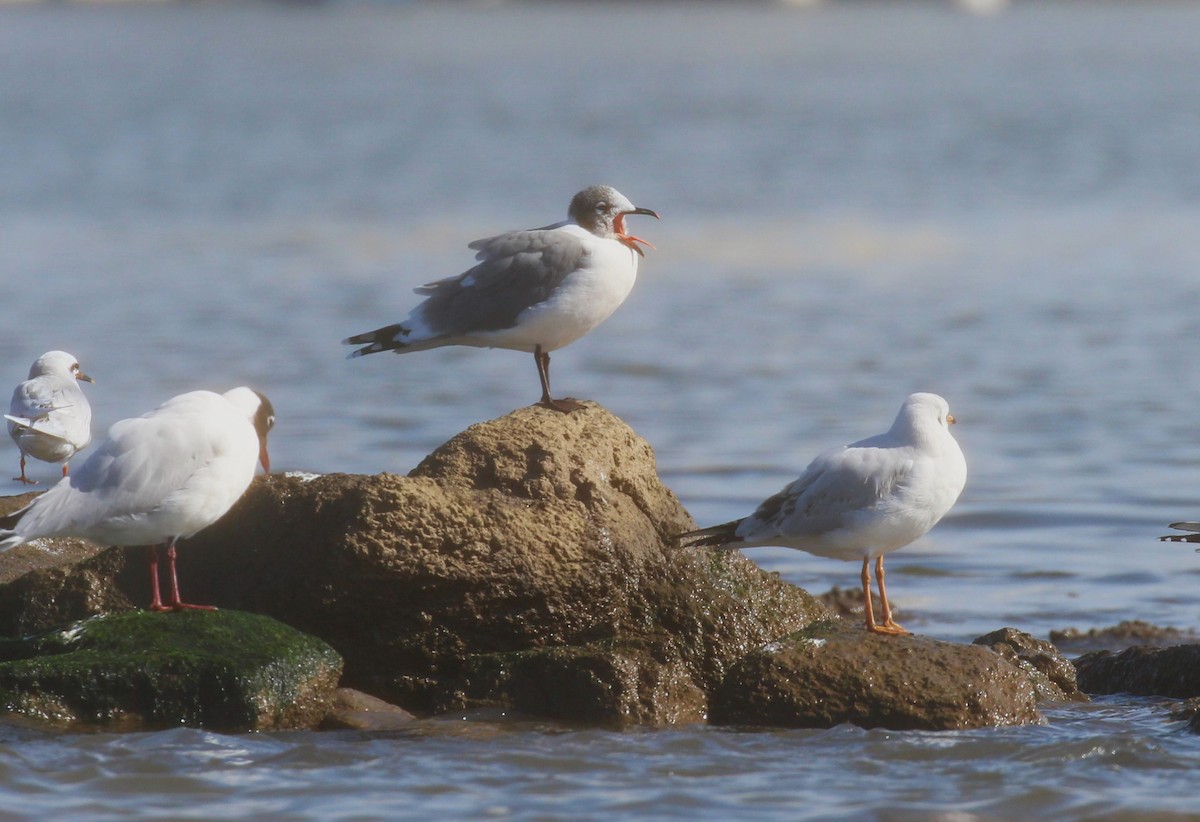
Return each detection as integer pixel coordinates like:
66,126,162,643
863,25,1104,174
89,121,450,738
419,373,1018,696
890,392,957,443
28,351,94,384
568,185,660,255
223,387,276,474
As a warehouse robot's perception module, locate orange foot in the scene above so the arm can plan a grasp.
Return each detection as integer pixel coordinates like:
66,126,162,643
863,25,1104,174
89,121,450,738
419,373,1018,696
868,621,910,636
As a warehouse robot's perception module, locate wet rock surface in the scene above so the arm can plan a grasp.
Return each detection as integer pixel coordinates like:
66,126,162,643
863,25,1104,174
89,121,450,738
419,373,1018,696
974,627,1082,701
0,610,342,731
0,404,828,725
1074,644,1200,699
0,404,1071,730
710,620,1044,730
1050,620,1198,654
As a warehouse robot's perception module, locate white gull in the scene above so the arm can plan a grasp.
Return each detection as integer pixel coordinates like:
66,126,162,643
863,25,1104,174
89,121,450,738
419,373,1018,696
6,350,95,485
678,393,967,635
0,387,275,612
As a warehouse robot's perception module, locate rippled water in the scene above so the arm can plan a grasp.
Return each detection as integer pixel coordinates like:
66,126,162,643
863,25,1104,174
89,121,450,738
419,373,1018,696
4,1,1200,818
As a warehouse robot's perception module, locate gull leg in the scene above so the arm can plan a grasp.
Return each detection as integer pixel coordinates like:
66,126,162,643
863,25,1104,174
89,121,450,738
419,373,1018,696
861,557,879,633
534,345,584,413
163,538,216,612
873,555,909,635
13,454,37,485
148,544,168,612
62,462,69,478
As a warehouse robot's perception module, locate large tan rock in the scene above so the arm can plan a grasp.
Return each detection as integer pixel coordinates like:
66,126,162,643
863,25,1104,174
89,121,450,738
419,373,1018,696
0,403,828,724
711,621,1044,730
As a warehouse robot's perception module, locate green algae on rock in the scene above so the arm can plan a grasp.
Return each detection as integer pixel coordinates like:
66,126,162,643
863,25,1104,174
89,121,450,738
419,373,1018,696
0,610,342,731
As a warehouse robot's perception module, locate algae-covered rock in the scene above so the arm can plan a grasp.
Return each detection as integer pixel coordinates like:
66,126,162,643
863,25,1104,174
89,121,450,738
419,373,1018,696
0,610,342,731
710,620,1042,730
1074,644,1200,698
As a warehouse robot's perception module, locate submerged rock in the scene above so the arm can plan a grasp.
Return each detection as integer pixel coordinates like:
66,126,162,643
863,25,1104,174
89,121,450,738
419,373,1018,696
711,620,1043,730
321,688,416,731
0,610,341,731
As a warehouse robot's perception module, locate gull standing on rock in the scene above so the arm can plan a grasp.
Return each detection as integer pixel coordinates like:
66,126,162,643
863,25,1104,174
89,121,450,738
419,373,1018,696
678,393,967,635
0,387,275,612
6,351,95,484
344,185,659,412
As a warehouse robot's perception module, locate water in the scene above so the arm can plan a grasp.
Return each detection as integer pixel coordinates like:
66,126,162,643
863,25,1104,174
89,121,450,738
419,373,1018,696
3,0,1200,817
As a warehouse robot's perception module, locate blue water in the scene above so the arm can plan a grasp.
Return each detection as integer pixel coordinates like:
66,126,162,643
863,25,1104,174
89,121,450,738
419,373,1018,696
4,0,1200,817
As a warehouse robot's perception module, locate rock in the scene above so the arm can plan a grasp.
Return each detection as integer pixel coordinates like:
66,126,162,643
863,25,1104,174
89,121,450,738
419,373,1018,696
710,620,1043,730
1050,620,1197,654
1074,644,1200,698
0,403,829,725
973,627,1083,701
320,688,416,731
0,610,342,731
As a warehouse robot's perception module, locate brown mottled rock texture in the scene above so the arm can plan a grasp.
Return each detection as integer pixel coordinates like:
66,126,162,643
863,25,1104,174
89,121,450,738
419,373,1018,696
1074,644,1200,698
0,403,828,725
1,403,1069,730
711,621,1043,730
973,627,1082,701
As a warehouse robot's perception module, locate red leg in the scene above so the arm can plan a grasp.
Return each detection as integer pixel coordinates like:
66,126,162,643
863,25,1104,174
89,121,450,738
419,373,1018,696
164,539,216,612
148,544,168,612
13,454,37,485
62,462,69,477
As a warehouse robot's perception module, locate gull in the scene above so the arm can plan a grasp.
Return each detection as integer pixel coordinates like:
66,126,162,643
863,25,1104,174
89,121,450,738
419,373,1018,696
343,185,659,412
1158,523,1200,545
0,387,275,612
677,393,967,635
6,351,95,485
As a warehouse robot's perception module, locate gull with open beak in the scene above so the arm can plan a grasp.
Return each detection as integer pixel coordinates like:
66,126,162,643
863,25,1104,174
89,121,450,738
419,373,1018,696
344,185,659,412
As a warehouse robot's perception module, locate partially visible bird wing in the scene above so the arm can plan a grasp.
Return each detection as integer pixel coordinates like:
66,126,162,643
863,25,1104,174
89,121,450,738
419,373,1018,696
739,446,916,543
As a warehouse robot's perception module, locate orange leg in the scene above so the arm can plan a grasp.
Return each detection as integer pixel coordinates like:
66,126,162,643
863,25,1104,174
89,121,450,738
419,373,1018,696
874,555,909,635
860,557,878,632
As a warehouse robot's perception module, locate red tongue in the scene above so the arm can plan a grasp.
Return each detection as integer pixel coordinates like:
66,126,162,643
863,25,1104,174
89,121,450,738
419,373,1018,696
614,212,655,255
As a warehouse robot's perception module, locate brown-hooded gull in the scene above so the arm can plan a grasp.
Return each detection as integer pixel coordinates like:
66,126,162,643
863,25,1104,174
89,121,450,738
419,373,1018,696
344,185,659,413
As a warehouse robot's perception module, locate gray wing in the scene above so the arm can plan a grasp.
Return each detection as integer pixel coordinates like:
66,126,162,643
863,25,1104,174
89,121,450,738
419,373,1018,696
8,378,89,445
740,446,915,543
413,227,587,336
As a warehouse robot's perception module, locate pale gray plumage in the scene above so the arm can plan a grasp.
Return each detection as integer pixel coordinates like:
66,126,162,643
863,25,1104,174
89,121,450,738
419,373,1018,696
679,393,967,635
7,351,94,484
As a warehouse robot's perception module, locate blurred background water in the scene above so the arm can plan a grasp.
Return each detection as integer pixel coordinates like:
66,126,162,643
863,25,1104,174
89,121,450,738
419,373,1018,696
4,1,1200,818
